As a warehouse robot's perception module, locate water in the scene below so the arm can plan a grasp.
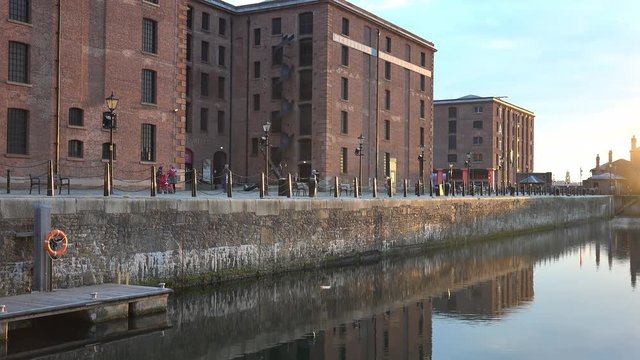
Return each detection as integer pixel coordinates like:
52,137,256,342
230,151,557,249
6,219,640,359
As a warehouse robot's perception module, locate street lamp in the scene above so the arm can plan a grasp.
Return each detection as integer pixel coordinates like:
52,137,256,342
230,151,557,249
262,121,271,195
465,152,472,195
448,163,453,195
104,92,119,193
355,134,365,193
418,145,425,194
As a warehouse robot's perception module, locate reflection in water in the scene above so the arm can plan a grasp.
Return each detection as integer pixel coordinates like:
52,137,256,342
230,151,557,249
8,219,640,359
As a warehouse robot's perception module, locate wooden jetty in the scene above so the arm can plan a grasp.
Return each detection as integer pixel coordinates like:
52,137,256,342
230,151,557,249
0,283,172,347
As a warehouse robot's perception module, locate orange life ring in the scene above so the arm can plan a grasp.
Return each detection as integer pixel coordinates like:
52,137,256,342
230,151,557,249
44,229,68,258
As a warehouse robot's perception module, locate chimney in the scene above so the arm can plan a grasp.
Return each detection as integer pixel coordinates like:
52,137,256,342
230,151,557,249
596,154,600,169
632,135,637,150
608,150,613,165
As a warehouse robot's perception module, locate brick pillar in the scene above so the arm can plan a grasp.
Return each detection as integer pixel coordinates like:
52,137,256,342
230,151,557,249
436,169,443,184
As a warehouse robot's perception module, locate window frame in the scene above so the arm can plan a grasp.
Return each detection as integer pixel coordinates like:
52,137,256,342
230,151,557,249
8,41,29,84
7,108,28,155
68,140,84,159
68,107,84,127
341,45,349,66
141,69,157,104
340,111,348,134
341,17,349,36
141,123,156,162
201,12,210,31
142,18,158,54
298,12,313,35
200,107,208,132
272,17,282,35
340,77,349,100
9,0,30,23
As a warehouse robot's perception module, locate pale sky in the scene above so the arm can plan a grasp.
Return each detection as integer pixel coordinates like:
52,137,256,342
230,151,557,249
227,0,640,182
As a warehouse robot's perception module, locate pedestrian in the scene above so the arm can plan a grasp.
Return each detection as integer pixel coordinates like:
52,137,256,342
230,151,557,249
168,165,178,194
222,164,230,191
156,166,164,193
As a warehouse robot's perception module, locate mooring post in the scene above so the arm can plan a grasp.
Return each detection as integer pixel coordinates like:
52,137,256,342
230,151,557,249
33,205,52,292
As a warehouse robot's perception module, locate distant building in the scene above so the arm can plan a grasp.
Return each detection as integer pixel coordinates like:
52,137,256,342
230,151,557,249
433,95,535,190
585,136,640,194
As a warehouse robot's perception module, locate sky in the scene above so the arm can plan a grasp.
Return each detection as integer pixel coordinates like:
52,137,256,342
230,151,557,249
227,0,640,182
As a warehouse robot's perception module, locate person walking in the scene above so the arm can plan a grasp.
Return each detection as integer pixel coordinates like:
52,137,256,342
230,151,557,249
168,165,178,194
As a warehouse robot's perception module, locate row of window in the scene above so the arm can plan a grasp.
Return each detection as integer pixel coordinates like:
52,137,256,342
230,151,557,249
186,69,226,99
448,120,484,134
6,108,157,160
446,153,484,163
187,6,227,36
184,107,225,134
447,135,485,150
186,35,227,66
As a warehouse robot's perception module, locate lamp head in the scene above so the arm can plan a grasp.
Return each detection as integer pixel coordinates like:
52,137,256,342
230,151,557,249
263,121,271,133
105,92,119,112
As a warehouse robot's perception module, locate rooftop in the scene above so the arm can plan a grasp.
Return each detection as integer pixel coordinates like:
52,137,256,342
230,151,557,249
434,95,534,116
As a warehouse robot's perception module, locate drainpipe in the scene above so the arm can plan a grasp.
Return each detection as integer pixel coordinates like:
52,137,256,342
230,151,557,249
54,0,62,174
229,17,233,169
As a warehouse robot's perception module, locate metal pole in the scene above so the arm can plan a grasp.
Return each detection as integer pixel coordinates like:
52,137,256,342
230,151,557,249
103,163,110,196
264,135,269,196
47,160,54,197
358,152,363,195
191,168,197,197
333,176,339,197
354,177,359,198
109,122,114,194
33,205,52,292
151,166,156,197
372,178,377,198
260,172,265,198
227,170,233,198
6,169,10,194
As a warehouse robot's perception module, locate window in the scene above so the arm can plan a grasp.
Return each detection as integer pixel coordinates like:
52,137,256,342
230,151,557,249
448,107,457,119
217,76,225,99
218,18,226,36
202,12,210,31
474,105,483,113
420,52,426,67
186,66,191,95
341,77,348,100
187,6,193,29
299,139,312,161
299,70,312,101
200,72,209,96
186,102,192,133
299,104,312,135
69,108,83,126
299,38,313,66
253,61,261,78
447,154,457,163
420,75,425,91
473,136,483,145
102,143,117,160
341,147,348,173
448,135,456,150
341,45,349,66
473,120,483,129
272,17,281,35
9,0,30,23
7,108,28,155
385,36,391,52
420,127,425,146
420,100,425,118
384,90,390,110
384,152,390,177
272,46,283,66
217,110,224,134
271,111,282,133
200,108,208,132
141,124,156,161
201,41,209,62
341,17,349,36
340,111,348,134
384,120,390,140
384,61,391,80
299,12,313,35
473,153,483,162
218,46,225,66
143,18,157,54
271,77,282,99
253,94,260,111
251,138,259,155
448,121,456,133
142,69,156,104
8,41,29,84
68,140,83,158
254,28,261,46
186,34,192,61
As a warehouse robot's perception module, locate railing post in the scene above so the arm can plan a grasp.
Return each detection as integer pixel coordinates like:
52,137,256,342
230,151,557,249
403,179,408,197
227,171,233,198
6,169,10,194
372,178,378,198
429,180,433,197
333,176,339,198
191,169,197,197
103,163,110,197
151,166,156,197
354,177,359,198
286,173,292,198
260,172,265,198
47,160,54,197
387,177,392,197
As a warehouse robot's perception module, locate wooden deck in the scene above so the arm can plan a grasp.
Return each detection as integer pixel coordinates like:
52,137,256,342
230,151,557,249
0,283,172,345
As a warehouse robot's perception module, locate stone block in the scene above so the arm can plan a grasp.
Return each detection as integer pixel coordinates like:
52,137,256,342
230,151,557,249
129,295,168,316
88,303,129,323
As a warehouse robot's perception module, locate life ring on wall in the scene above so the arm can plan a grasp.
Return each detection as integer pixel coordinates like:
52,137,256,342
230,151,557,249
44,229,68,258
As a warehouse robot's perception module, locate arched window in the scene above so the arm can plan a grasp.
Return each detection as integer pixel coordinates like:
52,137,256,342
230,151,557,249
69,107,84,126
68,140,83,158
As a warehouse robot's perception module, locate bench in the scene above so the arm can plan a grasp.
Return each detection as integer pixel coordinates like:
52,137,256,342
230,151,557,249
29,174,70,195
293,182,308,196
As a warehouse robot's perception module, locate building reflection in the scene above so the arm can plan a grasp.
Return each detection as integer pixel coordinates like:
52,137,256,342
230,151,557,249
432,267,534,319
605,225,640,288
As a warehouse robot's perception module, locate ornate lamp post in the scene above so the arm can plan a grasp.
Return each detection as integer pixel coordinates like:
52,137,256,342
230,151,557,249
418,145,425,194
355,134,365,193
465,152,472,195
104,92,119,193
262,121,271,195
448,163,454,195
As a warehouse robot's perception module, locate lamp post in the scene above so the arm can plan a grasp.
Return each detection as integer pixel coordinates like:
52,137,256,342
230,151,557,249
448,163,453,195
262,121,271,195
355,134,365,193
418,145,425,194
465,152,472,195
105,92,119,193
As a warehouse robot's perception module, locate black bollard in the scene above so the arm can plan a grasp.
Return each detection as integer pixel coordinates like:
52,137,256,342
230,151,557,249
191,169,197,197
47,160,54,197
372,178,378,198
6,169,10,194
103,163,110,197
151,166,156,197
403,179,408,197
429,180,433,197
354,177,359,198
333,176,339,197
227,171,233,198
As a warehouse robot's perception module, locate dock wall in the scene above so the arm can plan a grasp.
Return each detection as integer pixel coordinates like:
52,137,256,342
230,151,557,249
0,196,612,296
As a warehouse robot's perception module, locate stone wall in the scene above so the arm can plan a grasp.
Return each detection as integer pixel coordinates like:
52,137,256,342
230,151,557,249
0,196,612,296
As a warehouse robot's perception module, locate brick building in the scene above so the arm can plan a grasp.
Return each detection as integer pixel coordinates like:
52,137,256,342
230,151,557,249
1,0,435,189
433,95,535,190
